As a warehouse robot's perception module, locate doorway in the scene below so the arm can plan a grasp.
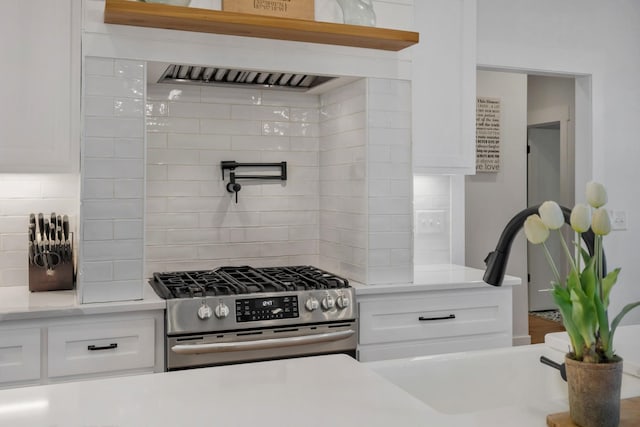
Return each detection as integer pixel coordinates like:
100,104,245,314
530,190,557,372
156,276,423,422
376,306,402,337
526,77,575,313
527,123,561,311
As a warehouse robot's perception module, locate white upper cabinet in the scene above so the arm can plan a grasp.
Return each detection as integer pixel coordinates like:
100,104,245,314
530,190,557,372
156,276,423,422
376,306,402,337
412,0,477,174
0,1,80,173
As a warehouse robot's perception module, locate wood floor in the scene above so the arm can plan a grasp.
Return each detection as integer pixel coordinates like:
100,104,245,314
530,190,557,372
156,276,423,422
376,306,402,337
529,314,565,344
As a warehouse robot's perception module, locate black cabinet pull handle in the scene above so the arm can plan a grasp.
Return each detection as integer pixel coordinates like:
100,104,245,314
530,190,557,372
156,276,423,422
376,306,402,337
419,314,456,321
87,343,118,351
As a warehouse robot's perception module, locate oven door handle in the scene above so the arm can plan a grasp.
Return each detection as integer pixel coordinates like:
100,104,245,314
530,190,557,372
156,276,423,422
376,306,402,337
170,329,355,355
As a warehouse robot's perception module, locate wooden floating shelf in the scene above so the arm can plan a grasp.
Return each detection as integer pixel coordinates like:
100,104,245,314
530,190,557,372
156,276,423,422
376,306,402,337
104,0,419,51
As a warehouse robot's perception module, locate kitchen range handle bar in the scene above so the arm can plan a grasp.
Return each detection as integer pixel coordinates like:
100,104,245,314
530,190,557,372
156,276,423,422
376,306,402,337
87,343,118,351
171,329,354,355
220,161,287,181
418,314,456,321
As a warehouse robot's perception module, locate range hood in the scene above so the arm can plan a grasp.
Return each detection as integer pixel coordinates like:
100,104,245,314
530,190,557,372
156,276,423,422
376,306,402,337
148,62,338,93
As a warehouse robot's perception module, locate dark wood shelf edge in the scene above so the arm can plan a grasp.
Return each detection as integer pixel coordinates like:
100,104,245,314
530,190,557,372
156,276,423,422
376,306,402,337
104,0,419,51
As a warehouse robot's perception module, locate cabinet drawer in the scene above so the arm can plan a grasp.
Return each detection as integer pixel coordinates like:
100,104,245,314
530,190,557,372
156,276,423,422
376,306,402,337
0,327,41,384
359,288,511,345
48,318,155,378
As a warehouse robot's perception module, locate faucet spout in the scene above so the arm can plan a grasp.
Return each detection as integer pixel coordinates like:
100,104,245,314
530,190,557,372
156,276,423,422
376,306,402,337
483,204,605,286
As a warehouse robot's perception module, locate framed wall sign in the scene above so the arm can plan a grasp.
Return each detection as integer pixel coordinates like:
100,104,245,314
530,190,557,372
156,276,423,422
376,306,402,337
476,97,501,172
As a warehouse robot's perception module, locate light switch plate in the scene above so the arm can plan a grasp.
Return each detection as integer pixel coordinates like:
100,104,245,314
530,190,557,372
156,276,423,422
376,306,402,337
609,210,627,230
416,210,446,234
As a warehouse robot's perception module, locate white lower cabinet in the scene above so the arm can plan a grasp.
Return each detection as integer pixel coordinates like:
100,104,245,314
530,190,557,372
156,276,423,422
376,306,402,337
0,327,41,386
357,286,513,362
48,318,155,379
0,310,163,389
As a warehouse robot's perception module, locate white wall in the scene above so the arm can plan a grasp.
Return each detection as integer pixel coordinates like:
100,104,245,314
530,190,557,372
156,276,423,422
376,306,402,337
466,70,528,345
477,0,640,324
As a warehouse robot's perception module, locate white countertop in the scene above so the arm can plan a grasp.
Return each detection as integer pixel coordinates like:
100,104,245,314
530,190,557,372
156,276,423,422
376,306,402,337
0,283,165,321
354,264,521,295
0,354,448,427
0,349,623,427
546,324,640,378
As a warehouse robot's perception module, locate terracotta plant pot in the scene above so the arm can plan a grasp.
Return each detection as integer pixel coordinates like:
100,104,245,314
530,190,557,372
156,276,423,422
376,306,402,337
565,355,623,427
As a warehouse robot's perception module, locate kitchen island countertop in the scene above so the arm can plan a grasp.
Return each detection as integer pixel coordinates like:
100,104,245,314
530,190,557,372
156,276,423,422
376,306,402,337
0,352,572,427
0,283,165,321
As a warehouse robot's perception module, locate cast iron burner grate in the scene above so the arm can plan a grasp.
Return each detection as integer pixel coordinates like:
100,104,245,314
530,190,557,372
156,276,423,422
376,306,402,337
151,265,350,299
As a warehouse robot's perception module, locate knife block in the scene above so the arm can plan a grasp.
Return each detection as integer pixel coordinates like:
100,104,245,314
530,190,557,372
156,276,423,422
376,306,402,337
28,233,75,292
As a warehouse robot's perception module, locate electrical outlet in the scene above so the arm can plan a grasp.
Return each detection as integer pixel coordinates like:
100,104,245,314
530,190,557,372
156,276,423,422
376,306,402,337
609,210,627,230
416,210,446,234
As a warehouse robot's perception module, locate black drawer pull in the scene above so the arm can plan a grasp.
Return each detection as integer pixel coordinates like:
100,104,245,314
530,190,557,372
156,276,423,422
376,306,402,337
87,343,118,351
419,314,456,321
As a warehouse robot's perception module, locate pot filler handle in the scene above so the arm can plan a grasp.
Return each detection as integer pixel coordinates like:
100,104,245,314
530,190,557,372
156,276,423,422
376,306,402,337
171,329,355,355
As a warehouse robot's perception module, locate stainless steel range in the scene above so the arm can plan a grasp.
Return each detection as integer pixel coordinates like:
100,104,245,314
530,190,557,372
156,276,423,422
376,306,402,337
150,265,357,371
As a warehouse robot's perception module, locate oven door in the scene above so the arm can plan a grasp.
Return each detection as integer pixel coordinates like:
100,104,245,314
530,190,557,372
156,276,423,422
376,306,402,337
166,321,357,370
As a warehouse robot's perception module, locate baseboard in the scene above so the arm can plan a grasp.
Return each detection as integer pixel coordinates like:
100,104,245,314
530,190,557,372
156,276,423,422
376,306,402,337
513,335,532,346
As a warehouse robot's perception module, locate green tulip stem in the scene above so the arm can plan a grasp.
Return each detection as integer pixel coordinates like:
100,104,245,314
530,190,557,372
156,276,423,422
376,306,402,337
575,231,582,273
558,229,578,275
542,242,561,284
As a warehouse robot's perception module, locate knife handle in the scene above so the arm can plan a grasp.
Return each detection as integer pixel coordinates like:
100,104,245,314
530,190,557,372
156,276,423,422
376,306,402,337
62,215,69,241
37,213,45,240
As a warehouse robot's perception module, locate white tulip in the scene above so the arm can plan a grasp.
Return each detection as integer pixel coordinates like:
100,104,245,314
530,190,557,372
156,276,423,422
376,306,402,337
586,181,608,208
539,201,564,230
592,208,611,236
524,214,550,244
570,204,592,233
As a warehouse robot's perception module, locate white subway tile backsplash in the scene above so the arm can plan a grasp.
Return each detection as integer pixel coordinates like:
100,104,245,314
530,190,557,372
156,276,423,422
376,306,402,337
231,135,290,151
146,101,169,117
83,239,143,261
83,261,113,282
85,75,143,99
146,117,199,133
85,117,144,138
114,139,144,158
148,85,201,102
85,57,115,76
232,105,289,121
83,220,114,241
170,102,230,119
169,133,231,150
147,181,200,198
114,60,145,80
85,96,116,116
147,149,201,165
200,118,262,135
114,220,144,240
200,86,260,105
114,98,144,117
114,179,144,198
113,259,142,280
83,199,143,220
147,213,200,228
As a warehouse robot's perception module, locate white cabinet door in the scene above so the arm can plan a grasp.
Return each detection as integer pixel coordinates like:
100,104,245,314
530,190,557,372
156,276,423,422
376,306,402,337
48,317,156,378
0,327,41,385
412,0,477,174
0,0,80,172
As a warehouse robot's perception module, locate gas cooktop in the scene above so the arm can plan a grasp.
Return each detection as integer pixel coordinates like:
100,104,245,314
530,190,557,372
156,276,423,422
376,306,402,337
151,265,350,299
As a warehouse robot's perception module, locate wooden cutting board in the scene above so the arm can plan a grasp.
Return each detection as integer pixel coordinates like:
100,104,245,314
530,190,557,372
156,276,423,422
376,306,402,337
547,396,640,426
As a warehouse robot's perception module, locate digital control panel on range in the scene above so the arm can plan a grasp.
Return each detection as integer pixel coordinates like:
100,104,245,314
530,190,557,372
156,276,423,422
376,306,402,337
236,295,299,322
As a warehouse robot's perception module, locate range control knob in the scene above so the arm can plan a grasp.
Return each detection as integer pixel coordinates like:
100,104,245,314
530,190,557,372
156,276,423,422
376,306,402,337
214,302,230,319
305,297,319,312
321,295,335,311
197,303,213,320
336,295,350,309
